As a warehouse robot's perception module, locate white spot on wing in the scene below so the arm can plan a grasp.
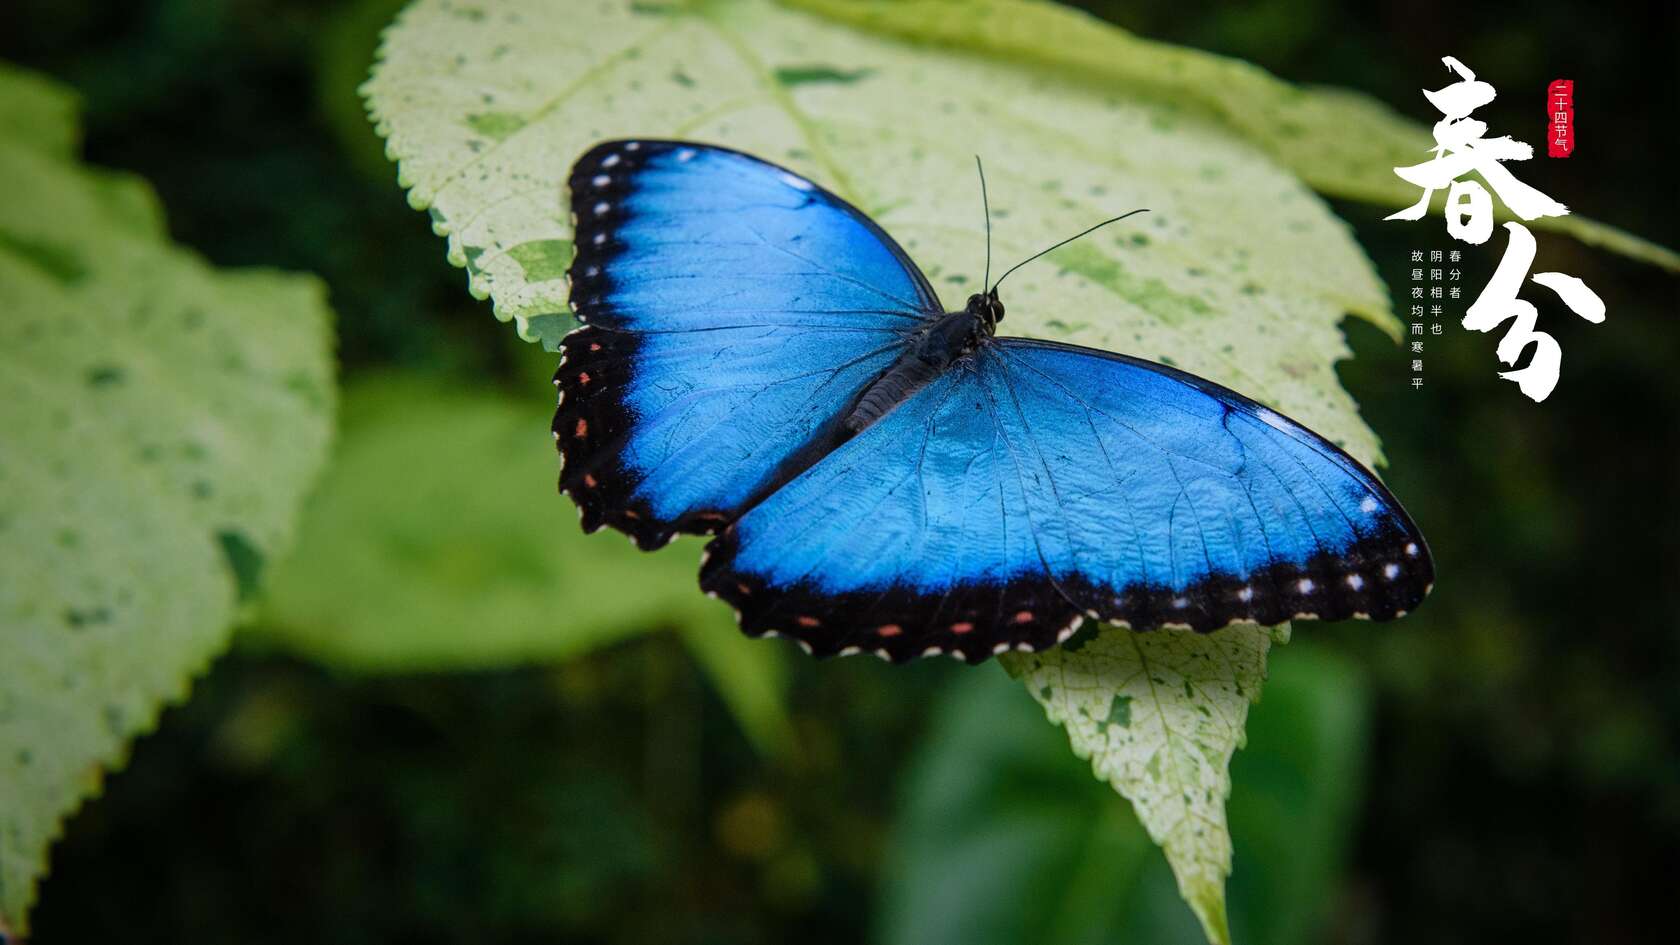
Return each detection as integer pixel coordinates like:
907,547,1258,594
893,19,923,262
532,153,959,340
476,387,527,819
778,171,815,192
1346,574,1365,590
1360,496,1380,514
1384,563,1401,579
1297,578,1315,593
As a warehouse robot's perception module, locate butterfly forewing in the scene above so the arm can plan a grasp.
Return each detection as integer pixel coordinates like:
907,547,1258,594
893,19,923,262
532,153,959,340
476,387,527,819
556,140,939,549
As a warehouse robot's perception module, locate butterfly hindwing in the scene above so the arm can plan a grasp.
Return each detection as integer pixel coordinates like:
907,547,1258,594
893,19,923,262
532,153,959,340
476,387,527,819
700,338,1432,663
556,140,939,548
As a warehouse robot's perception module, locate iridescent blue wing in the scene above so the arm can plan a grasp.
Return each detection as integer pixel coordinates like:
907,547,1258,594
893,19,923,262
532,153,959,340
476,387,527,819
700,338,1432,663
556,140,939,549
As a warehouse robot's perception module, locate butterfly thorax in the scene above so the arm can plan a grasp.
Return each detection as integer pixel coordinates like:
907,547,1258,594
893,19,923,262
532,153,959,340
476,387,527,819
841,290,1004,434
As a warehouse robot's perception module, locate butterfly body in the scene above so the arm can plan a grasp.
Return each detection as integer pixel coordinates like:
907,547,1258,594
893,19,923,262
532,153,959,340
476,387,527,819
845,292,1000,433
555,139,1433,663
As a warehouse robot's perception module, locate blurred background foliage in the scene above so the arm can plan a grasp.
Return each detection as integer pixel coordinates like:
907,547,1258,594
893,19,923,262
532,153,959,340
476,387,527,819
1,0,1676,942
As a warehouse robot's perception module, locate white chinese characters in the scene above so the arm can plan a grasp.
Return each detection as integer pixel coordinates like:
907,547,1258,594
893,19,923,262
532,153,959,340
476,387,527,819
1388,56,1603,402
1463,223,1604,401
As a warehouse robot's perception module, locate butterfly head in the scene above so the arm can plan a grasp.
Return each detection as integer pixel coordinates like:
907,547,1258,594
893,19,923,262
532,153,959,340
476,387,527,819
966,288,1005,333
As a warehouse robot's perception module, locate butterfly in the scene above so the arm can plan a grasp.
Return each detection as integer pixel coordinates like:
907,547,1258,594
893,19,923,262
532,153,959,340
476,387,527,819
554,139,1433,664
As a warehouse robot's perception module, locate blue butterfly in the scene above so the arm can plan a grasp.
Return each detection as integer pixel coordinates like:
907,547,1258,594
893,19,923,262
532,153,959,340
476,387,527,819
555,140,1433,663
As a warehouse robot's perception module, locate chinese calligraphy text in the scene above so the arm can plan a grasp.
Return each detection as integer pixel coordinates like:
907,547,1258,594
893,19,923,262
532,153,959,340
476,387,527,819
1387,57,1603,402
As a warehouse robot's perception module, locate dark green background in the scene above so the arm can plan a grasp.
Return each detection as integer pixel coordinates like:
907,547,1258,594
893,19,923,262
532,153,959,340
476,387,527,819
3,1,1676,942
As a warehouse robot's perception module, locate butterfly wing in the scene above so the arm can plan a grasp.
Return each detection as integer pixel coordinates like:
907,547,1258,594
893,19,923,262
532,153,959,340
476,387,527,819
700,338,1432,663
556,140,939,548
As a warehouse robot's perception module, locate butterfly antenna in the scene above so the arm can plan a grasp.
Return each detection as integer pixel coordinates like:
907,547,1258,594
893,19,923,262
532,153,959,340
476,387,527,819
975,155,993,290
991,208,1151,293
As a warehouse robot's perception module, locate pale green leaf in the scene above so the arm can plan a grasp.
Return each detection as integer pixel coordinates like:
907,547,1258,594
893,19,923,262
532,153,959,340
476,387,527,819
882,645,1369,945
251,375,792,754
0,71,335,936
788,0,1678,271
366,0,1392,447
1001,626,1279,945
364,0,1409,934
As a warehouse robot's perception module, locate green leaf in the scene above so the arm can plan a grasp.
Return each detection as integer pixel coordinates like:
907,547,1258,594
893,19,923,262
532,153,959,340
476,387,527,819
0,61,80,160
787,0,1679,271
882,645,1368,945
251,374,792,755
0,71,335,936
674,610,796,757
363,0,1410,933
878,666,1159,945
1224,644,1370,945
316,0,415,180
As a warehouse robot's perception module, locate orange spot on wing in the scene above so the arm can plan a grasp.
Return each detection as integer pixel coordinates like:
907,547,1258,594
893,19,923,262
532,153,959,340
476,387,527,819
796,615,821,628
950,622,974,634
876,624,903,637
577,371,591,385
1012,610,1034,624
574,418,588,438
582,473,597,487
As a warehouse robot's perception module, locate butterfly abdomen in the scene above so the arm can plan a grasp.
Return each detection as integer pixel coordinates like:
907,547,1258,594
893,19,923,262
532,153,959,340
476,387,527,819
844,351,945,433
844,307,986,434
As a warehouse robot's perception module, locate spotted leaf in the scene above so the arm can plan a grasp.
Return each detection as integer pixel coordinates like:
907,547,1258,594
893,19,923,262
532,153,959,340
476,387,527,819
0,68,335,936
